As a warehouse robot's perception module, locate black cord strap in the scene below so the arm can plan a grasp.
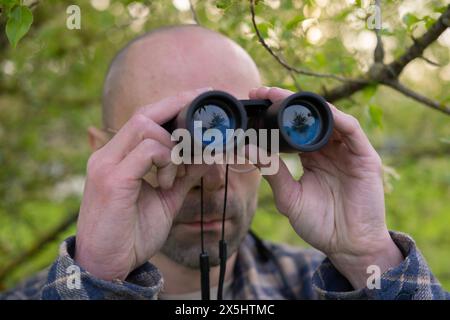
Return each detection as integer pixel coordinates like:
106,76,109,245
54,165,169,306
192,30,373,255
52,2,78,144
199,177,210,300
217,164,229,300
199,164,230,300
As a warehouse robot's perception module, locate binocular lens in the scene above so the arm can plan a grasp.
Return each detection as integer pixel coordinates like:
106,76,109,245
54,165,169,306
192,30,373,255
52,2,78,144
282,103,322,146
193,103,236,147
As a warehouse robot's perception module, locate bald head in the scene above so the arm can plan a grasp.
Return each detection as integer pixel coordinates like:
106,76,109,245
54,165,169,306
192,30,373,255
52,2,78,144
102,25,261,129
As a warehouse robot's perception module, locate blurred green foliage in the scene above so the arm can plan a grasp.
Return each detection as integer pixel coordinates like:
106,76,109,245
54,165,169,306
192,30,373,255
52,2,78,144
0,0,449,291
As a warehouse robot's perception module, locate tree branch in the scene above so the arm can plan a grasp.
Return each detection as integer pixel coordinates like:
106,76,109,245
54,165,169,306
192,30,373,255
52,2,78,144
324,80,370,102
249,0,365,84
288,70,302,91
249,0,450,115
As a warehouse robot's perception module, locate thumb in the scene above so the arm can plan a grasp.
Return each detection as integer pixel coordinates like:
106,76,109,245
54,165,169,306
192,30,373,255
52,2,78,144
244,144,300,215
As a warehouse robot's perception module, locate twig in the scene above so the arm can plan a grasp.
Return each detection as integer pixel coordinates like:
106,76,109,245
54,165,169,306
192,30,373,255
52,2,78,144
419,55,442,67
386,5,450,77
189,0,200,25
249,0,365,84
272,2,450,115
384,80,450,115
29,0,39,10
288,71,302,91
373,0,384,63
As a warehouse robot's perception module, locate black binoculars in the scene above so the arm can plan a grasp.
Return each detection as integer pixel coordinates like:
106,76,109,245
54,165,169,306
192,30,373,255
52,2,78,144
163,90,333,153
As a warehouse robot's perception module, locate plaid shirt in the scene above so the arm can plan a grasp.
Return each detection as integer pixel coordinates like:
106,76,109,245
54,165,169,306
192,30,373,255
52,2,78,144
1,231,448,300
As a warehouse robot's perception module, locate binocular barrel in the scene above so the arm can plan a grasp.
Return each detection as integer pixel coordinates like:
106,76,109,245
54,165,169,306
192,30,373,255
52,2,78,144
164,90,334,153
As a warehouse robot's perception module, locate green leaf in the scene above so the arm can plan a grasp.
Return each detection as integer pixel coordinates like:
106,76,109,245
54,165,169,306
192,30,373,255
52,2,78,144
0,0,17,11
368,104,383,128
286,15,304,31
380,28,395,36
362,84,378,101
424,16,436,29
402,13,420,30
0,0,18,7
256,21,273,39
216,0,232,10
6,5,33,48
0,0,17,20
434,5,448,14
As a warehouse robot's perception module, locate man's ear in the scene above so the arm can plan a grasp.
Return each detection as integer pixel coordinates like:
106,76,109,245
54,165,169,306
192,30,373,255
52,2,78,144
88,126,109,151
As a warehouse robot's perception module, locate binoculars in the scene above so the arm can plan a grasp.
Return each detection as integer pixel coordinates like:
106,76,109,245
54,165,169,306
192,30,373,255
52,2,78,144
163,90,333,153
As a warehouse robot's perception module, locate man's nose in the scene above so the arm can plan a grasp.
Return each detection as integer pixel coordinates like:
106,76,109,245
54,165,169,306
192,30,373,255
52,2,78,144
201,164,225,192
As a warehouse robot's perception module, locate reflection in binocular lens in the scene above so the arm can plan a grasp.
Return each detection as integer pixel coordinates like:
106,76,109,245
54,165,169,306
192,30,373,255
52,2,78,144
193,104,235,147
282,104,322,146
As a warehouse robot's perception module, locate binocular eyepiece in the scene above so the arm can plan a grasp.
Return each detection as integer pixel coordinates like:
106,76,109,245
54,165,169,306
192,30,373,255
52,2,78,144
164,90,333,153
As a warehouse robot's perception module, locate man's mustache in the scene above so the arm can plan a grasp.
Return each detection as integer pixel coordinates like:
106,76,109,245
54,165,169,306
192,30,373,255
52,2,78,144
174,190,239,223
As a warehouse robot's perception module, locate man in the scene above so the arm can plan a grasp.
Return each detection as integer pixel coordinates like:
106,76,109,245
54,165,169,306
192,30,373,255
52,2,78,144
2,25,448,300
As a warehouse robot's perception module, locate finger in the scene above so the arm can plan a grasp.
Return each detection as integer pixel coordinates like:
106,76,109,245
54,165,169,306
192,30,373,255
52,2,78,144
244,144,299,214
249,86,270,99
329,129,344,143
117,139,176,184
176,164,186,178
137,87,213,125
144,164,185,189
170,164,210,200
143,166,159,188
156,162,179,190
328,103,376,157
249,86,294,102
264,157,300,215
102,114,174,162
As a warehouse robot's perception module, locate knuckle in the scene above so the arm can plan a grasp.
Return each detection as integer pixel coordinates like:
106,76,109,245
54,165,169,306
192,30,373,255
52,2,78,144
87,152,102,177
345,115,361,134
348,115,361,128
141,138,159,150
146,140,171,161
138,139,162,162
87,151,116,183
130,113,149,130
143,119,159,136
372,153,383,171
267,87,278,94
361,151,383,175
86,154,124,195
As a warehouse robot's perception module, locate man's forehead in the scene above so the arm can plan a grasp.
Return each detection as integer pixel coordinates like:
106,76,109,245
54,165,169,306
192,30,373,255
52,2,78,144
103,26,261,128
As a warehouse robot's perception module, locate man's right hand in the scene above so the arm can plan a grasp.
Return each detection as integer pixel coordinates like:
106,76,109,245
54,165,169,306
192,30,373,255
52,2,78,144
74,87,211,281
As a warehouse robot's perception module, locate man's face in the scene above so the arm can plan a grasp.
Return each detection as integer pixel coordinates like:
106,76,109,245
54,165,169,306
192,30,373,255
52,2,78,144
160,163,260,268
100,27,262,268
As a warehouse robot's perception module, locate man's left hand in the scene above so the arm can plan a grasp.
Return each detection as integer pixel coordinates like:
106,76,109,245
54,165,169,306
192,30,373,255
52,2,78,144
249,87,404,289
